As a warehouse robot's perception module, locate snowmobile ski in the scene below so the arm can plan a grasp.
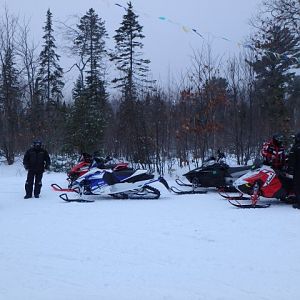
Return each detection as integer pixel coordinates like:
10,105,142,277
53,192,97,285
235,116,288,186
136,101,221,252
170,186,207,195
51,183,79,193
228,199,271,208
226,184,270,208
175,178,193,187
218,190,251,201
59,193,95,203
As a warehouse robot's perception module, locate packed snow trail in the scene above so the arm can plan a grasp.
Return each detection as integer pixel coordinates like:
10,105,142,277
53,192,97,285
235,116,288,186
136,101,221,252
1,160,300,300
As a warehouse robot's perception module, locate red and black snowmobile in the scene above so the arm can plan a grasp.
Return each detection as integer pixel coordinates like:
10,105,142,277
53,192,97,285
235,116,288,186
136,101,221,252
225,165,294,208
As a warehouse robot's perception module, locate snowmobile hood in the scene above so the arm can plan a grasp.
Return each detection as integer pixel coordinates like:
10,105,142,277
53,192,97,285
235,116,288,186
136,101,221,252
233,165,277,194
183,162,228,177
234,164,287,199
75,167,106,183
233,166,263,187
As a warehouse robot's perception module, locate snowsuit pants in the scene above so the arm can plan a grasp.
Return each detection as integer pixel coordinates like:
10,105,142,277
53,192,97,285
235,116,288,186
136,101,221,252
25,170,43,197
294,174,300,205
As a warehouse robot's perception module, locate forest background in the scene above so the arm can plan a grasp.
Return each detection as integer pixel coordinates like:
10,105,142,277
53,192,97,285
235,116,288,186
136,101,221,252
0,0,299,173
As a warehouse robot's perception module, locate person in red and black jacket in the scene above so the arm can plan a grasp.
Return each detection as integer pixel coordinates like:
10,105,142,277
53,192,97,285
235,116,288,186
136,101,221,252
261,134,286,170
23,140,51,199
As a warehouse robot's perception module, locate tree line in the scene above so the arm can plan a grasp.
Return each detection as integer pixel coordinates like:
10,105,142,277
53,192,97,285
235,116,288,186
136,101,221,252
0,0,299,172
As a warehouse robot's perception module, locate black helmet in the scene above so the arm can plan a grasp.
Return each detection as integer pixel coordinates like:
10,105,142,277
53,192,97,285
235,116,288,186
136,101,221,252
33,139,42,148
272,134,284,146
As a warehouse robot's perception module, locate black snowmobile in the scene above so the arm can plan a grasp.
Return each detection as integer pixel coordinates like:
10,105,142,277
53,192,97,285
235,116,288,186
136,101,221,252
171,155,253,195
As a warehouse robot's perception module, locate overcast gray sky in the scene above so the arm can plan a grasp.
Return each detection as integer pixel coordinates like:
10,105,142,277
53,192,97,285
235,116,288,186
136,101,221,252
3,0,263,89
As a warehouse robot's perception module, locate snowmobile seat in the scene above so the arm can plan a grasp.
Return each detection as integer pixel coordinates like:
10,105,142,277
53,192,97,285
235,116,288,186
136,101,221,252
103,172,120,185
124,172,154,183
114,169,136,181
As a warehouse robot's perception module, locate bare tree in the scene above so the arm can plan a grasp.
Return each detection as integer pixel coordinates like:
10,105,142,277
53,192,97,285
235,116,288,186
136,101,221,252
16,19,43,141
0,8,22,164
225,53,260,164
185,45,225,162
262,0,300,30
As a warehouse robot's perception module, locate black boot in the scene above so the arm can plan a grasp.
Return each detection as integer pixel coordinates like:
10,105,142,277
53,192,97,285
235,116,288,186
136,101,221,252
292,203,300,209
24,195,32,199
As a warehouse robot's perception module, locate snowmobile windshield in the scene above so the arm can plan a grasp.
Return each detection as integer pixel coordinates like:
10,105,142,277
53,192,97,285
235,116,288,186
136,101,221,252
202,158,217,167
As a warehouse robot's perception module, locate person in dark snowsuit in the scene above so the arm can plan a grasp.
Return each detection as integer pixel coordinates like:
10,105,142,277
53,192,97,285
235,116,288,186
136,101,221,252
23,140,51,199
288,133,300,209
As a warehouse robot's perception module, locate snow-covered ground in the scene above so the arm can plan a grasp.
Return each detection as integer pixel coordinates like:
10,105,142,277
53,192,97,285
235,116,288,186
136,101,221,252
1,160,300,300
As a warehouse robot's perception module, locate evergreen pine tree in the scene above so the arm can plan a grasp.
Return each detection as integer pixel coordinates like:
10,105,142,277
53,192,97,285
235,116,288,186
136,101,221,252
67,8,109,153
111,1,153,100
37,9,65,151
38,9,64,103
110,2,154,161
249,22,300,134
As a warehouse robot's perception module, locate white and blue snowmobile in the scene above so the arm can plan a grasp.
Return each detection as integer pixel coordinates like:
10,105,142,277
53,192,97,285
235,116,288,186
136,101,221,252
52,167,170,202
171,155,254,195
